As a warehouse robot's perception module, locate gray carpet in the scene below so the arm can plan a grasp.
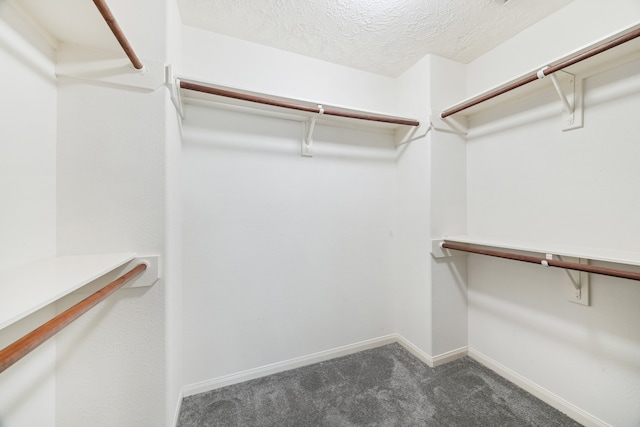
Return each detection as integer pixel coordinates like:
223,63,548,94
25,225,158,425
177,343,582,426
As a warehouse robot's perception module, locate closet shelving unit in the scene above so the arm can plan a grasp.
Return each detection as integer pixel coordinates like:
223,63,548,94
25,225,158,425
429,23,640,306
433,236,640,269
433,22,640,133
432,236,640,306
167,71,421,156
0,254,153,331
0,0,159,373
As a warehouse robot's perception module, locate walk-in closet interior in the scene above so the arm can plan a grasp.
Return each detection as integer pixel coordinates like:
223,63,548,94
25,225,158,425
1,0,639,426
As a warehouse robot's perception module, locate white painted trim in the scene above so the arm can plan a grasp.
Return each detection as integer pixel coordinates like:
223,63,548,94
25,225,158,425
183,335,398,396
171,388,183,427
182,334,471,399
468,348,611,427
432,346,469,366
392,335,435,367
393,335,468,367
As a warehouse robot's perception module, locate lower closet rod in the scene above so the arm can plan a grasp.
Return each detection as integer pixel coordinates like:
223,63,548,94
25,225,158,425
0,263,147,374
442,242,640,282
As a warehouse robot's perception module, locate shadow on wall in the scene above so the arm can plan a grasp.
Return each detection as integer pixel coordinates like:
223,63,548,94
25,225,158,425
0,4,56,84
468,255,640,371
584,57,640,108
466,57,640,140
182,104,398,164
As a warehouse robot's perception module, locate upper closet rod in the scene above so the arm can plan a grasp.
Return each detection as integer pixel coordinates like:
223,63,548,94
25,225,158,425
179,81,420,127
0,263,147,375
442,242,640,282
93,0,144,70
441,26,640,118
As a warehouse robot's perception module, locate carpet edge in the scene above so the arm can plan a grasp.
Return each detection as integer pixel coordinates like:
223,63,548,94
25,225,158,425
182,334,399,397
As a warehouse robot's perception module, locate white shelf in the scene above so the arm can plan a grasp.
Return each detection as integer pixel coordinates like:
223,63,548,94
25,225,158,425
0,253,135,330
171,74,420,134
440,22,640,119
434,236,640,267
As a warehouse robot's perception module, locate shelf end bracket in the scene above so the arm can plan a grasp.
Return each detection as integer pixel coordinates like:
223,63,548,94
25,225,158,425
430,111,468,135
165,65,185,119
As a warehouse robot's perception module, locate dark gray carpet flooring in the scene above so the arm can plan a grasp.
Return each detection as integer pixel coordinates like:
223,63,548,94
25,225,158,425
177,343,583,426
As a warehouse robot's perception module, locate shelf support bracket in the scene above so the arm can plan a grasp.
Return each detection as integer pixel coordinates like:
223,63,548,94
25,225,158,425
165,65,185,119
537,67,583,131
548,73,573,114
302,105,323,157
430,111,468,135
556,255,590,306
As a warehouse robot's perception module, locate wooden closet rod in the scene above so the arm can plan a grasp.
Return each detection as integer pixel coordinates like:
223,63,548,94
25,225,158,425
441,26,640,118
179,81,421,127
442,242,640,282
93,0,144,70
0,263,147,374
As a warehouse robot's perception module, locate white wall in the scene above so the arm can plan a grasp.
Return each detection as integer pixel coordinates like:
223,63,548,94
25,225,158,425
393,56,433,355
0,3,57,426
467,0,640,95
428,55,468,357
49,0,176,424
465,1,640,425
179,24,471,385
181,104,397,385
393,54,468,361
180,27,410,386
164,1,184,424
0,3,56,270
55,79,167,427
181,26,402,117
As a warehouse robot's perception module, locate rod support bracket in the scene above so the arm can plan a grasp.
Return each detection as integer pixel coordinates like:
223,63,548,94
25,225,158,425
302,105,323,157
538,68,583,131
165,65,185,119
558,255,590,306
431,239,466,258
430,111,468,135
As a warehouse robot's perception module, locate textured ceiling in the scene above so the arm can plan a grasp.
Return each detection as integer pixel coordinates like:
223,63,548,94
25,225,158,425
178,0,573,77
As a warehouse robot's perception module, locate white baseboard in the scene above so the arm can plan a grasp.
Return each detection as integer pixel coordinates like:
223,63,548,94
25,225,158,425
183,334,399,397
393,335,467,367
392,335,434,366
182,334,473,397
468,348,611,427
432,345,469,366
179,339,606,427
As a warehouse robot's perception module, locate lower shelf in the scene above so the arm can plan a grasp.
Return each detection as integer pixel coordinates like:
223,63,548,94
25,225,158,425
0,253,159,331
432,236,640,267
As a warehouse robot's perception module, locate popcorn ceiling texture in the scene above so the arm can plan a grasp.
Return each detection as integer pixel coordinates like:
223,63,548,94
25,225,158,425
178,0,572,77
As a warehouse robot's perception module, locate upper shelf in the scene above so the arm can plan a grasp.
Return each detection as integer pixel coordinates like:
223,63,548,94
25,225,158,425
0,253,135,330
168,72,420,134
440,22,640,119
